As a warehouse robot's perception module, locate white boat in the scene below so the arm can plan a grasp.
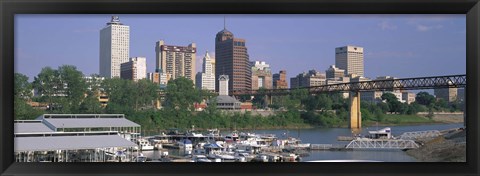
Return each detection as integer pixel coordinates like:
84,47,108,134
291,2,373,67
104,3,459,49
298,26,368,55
224,131,239,143
193,155,211,162
177,139,193,151
137,138,154,151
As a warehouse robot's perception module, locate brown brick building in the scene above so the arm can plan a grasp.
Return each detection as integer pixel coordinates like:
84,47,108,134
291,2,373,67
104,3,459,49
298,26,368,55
273,70,288,89
215,28,251,93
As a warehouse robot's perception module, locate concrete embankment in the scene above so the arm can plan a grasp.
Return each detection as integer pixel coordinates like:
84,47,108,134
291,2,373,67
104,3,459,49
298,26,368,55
405,128,466,162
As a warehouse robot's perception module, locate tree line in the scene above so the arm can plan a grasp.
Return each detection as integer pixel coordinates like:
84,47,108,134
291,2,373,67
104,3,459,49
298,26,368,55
15,65,464,130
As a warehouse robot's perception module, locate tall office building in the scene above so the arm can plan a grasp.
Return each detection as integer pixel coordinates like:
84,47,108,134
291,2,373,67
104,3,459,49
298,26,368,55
155,40,196,83
273,70,288,89
120,57,147,81
196,51,216,91
251,61,273,90
335,46,364,77
99,16,130,78
215,26,251,92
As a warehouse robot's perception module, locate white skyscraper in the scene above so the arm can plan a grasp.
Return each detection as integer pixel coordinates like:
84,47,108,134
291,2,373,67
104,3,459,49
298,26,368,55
335,45,364,77
196,51,216,91
100,16,130,78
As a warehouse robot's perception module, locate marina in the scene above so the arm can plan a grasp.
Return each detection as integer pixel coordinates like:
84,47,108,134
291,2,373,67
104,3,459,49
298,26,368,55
13,114,464,162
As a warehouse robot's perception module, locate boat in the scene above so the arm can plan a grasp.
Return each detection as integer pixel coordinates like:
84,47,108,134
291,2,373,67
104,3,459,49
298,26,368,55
137,138,154,151
177,139,193,151
367,127,392,139
192,155,211,162
224,131,239,143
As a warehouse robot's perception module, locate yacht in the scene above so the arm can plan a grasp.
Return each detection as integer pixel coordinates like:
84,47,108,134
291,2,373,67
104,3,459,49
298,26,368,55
137,138,154,151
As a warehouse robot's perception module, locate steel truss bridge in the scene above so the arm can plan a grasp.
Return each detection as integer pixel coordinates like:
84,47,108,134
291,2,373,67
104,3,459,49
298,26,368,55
345,139,420,149
230,74,466,129
231,74,466,96
398,130,442,140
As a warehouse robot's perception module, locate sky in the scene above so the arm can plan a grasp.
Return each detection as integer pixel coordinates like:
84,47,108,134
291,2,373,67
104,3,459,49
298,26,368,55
15,14,466,85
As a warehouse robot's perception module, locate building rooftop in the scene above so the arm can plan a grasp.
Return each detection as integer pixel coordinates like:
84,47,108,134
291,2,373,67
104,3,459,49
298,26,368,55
14,121,54,133
210,95,241,104
35,114,140,129
15,134,137,152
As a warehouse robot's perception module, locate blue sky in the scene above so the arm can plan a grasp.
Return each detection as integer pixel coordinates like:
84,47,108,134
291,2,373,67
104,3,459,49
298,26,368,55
15,14,466,84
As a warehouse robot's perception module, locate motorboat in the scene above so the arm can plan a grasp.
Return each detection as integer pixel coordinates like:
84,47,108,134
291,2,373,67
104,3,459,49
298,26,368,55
137,138,154,151
193,155,211,162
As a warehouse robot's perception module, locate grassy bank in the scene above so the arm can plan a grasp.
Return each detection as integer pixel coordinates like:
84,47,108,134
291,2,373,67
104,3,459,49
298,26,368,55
363,114,439,127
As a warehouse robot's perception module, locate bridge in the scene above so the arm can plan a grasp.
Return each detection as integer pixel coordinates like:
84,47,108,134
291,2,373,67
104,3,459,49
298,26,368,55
345,139,420,149
231,74,466,129
398,130,441,140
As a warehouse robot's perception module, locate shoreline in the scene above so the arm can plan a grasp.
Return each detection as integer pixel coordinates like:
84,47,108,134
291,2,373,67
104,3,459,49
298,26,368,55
142,121,463,133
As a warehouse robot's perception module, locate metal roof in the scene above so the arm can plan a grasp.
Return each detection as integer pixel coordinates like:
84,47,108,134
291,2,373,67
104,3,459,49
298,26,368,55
14,122,54,133
15,135,137,152
43,118,140,129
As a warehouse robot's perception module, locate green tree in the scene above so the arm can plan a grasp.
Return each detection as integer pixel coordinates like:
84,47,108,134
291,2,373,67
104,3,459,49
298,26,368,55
32,67,60,106
57,65,87,113
15,73,44,119
416,91,435,106
165,77,202,111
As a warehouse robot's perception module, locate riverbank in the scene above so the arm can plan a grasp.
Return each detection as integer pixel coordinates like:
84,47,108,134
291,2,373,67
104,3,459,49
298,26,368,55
405,128,466,162
139,113,464,134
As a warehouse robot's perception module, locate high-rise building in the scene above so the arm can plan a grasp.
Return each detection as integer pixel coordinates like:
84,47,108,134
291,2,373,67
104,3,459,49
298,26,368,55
273,70,288,89
251,61,272,90
335,45,364,77
290,70,326,88
99,16,130,78
120,57,147,81
196,51,216,91
155,40,196,83
326,65,345,79
215,26,251,92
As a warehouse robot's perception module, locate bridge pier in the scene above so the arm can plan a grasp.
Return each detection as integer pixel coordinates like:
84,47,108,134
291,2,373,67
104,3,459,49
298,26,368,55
349,91,361,129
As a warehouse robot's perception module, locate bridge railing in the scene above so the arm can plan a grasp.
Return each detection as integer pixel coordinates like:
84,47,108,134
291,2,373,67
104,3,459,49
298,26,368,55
231,74,466,96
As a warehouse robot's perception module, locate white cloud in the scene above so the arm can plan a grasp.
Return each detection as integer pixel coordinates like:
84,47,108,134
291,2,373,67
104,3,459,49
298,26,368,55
378,21,397,30
416,24,443,32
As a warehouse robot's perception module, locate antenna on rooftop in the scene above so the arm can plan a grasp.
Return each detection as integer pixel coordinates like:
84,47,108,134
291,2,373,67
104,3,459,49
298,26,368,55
224,16,226,29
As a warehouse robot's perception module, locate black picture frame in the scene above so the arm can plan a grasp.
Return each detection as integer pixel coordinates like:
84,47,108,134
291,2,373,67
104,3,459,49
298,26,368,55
1,0,479,176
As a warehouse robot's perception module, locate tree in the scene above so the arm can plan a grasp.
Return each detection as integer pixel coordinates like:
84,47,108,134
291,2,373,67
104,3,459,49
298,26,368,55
57,65,87,113
15,73,33,100
416,91,435,106
165,77,202,111
381,92,401,113
15,73,44,119
32,67,60,106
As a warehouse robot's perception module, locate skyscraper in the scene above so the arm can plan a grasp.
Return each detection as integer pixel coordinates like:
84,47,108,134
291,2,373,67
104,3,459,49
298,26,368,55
215,25,251,92
120,57,146,81
335,45,364,77
155,40,196,83
99,16,130,78
196,51,216,91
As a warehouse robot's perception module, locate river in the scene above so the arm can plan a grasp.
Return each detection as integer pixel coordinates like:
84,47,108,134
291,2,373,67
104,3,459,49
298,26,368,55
144,123,464,162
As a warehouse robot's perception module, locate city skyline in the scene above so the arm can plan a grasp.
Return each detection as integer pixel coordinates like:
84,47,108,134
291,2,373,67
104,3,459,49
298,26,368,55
15,14,466,83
